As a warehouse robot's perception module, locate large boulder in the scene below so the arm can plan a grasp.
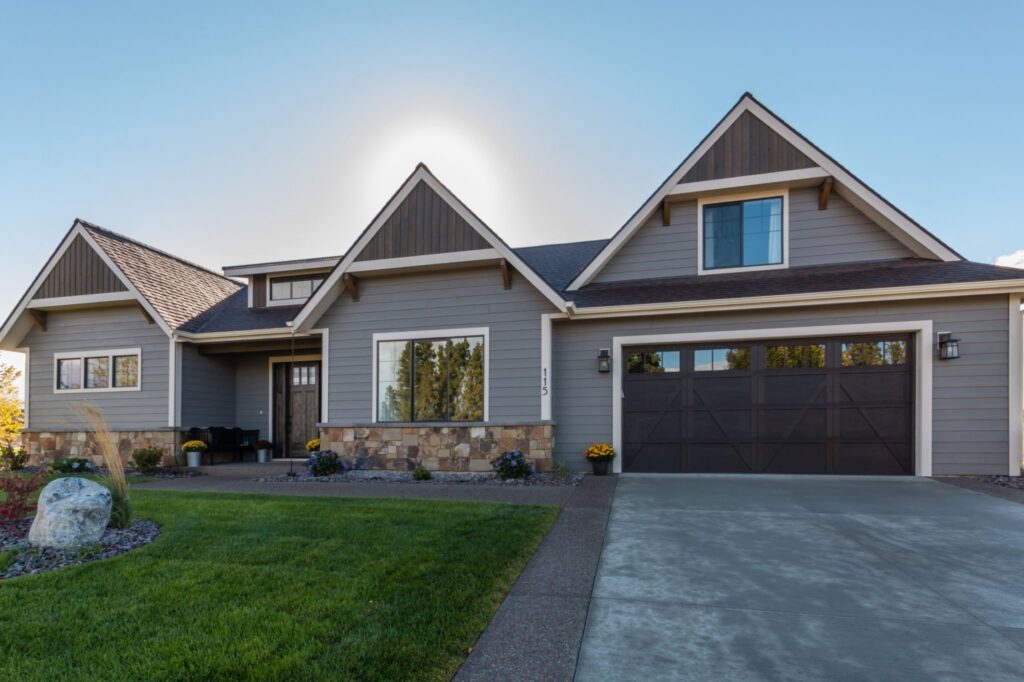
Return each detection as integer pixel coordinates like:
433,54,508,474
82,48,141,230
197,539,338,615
28,477,112,549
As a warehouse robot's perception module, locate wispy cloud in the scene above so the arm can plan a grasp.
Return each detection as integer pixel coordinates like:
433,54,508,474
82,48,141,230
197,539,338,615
996,250,1024,269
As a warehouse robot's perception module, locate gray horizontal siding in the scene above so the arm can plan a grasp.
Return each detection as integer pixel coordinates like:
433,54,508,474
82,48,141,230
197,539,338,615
234,352,277,441
317,266,557,423
552,295,1011,475
180,345,236,428
593,188,915,284
24,306,169,431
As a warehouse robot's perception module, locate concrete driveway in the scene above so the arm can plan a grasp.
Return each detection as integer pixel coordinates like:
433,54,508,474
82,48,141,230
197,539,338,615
576,476,1024,681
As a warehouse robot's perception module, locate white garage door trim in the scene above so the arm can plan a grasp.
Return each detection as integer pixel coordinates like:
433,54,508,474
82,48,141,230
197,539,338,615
612,320,934,476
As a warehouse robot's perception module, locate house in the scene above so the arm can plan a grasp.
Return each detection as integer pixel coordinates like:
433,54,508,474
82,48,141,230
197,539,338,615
3,93,1023,476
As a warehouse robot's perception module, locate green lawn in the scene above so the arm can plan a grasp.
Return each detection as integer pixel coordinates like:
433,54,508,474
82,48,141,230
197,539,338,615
0,490,558,681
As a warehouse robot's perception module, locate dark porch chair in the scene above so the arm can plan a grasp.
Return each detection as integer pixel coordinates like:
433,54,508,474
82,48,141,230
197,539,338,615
185,427,260,464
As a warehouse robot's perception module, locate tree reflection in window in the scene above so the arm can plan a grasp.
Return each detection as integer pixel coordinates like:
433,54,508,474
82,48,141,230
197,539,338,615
627,351,680,374
766,344,826,369
378,336,484,422
694,347,751,371
841,340,907,366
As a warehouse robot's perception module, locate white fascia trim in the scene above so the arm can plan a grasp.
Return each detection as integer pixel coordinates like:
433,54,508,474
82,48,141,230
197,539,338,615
571,279,1024,320
611,320,933,477
293,167,567,331
266,353,324,444
168,340,182,427
696,188,790,276
346,248,501,274
17,347,29,430
312,328,330,423
541,314,554,420
569,96,958,290
223,259,341,277
371,327,490,423
53,348,143,394
1009,294,1023,476
668,167,829,199
29,291,138,309
175,328,318,343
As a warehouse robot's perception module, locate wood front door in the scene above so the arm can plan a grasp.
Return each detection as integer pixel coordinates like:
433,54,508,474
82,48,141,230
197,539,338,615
273,361,322,458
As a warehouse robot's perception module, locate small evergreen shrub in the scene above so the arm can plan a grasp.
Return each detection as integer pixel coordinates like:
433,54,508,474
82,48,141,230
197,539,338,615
306,450,345,477
51,457,97,474
130,447,164,473
0,443,29,471
0,471,46,530
491,450,533,480
412,466,432,481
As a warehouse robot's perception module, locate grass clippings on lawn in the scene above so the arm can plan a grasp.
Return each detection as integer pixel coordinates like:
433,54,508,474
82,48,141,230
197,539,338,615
0,490,557,681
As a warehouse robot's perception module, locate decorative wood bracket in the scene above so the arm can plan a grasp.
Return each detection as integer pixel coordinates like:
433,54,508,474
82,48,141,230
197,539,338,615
818,177,833,210
27,309,47,332
342,273,359,302
662,199,672,226
500,259,513,290
137,302,155,325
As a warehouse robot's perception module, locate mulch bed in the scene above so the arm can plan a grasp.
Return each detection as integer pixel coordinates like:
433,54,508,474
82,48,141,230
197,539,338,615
1,517,161,580
18,466,207,480
255,470,583,487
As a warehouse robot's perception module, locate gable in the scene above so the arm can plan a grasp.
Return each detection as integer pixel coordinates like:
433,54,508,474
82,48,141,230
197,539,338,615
679,111,816,184
32,235,128,299
355,180,490,262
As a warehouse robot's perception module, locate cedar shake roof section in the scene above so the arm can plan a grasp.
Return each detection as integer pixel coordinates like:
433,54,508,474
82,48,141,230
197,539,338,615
354,179,491,261
679,110,816,184
80,221,242,331
568,259,1024,308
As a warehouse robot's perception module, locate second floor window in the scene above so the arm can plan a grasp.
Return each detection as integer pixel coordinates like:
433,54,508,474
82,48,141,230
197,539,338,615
702,196,783,271
270,275,325,302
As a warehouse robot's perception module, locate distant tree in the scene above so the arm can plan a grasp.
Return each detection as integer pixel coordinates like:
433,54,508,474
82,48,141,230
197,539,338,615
0,362,24,445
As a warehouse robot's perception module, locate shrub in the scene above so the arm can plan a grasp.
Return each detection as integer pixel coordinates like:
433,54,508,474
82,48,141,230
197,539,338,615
412,466,432,481
306,450,345,477
549,458,571,481
0,471,45,531
0,443,29,471
255,439,273,450
306,438,321,453
583,443,616,462
181,440,208,453
130,447,164,473
51,457,97,474
491,450,533,480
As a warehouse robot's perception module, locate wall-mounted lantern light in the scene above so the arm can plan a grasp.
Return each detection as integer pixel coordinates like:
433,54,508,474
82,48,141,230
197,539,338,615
937,332,960,360
597,348,611,373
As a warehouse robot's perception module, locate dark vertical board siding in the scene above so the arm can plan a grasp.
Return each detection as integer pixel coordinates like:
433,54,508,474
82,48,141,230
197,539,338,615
251,275,267,308
354,180,490,261
34,235,128,299
681,112,815,183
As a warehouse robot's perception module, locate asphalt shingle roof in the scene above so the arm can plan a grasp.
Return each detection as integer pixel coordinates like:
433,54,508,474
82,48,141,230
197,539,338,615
189,289,303,333
513,239,608,291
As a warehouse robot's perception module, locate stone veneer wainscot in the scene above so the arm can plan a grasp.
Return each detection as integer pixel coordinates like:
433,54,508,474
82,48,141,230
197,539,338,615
22,430,183,466
319,422,555,472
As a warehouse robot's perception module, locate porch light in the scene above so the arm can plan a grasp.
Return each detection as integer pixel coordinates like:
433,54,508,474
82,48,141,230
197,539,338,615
937,332,960,360
597,349,611,373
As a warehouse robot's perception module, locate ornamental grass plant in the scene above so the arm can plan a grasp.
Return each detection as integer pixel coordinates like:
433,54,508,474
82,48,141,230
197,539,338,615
74,402,132,528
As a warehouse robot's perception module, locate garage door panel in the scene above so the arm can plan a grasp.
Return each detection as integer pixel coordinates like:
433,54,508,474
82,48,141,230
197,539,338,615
624,412,683,443
838,407,911,440
624,443,682,473
691,410,752,440
623,382,683,411
758,408,827,439
758,442,829,474
837,372,910,404
761,374,829,404
687,443,755,473
834,442,911,475
691,377,753,408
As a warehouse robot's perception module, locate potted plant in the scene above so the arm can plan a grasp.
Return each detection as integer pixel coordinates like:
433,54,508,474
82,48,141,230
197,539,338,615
306,438,320,453
255,439,273,463
181,440,208,468
584,443,616,475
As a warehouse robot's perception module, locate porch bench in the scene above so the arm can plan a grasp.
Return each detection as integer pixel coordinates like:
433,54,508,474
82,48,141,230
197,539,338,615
185,427,260,465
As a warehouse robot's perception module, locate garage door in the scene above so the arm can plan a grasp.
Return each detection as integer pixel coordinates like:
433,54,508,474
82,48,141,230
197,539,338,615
622,335,913,475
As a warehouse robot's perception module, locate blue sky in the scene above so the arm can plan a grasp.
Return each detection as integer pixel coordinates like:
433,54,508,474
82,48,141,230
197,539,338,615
2,1,1023,382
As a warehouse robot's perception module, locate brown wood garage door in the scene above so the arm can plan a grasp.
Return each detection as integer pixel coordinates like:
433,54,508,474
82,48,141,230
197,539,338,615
622,336,913,475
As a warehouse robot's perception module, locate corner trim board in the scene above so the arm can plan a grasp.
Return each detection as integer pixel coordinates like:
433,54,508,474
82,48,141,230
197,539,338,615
1009,295,1022,475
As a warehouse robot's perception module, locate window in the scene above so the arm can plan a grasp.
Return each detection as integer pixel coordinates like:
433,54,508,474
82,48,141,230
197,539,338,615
841,340,907,367
627,351,681,374
702,195,784,271
269,275,326,302
766,344,826,369
54,349,141,392
694,347,751,372
376,334,485,422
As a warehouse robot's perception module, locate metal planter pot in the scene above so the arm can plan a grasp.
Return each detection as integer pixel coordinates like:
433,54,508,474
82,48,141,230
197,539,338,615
186,450,203,468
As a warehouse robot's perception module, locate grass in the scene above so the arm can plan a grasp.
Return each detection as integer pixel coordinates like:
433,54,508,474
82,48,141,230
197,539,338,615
0,490,557,681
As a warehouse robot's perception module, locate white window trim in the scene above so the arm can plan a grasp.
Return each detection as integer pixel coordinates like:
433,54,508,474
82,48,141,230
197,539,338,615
17,347,30,430
371,327,490,423
53,348,142,394
697,188,789,275
611,320,933,477
267,272,330,307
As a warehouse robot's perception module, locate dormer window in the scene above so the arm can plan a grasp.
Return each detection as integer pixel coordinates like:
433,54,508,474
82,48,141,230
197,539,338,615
269,275,325,305
698,191,787,274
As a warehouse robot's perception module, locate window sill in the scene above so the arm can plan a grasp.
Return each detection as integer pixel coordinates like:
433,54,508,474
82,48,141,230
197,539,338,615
697,262,787,276
319,419,557,428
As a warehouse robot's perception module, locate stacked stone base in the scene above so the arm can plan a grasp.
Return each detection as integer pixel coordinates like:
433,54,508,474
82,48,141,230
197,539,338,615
22,430,182,467
320,422,555,472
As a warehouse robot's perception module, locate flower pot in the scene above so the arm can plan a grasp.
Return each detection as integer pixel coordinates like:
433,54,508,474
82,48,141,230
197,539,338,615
186,450,203,468
591,459,610,476
256,449,271,464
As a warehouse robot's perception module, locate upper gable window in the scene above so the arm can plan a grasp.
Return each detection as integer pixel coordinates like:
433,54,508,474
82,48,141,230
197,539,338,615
699,192,786,274
269,275,325,304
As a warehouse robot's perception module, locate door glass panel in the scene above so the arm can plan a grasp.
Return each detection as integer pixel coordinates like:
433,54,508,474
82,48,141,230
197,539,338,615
292,366,301,385
766,344,826,369
627,351,680,374
694,347,751,371
309,366,316,385
841,340,907,367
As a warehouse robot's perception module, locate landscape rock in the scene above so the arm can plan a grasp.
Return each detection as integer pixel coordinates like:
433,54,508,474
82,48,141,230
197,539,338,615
28,477,112,549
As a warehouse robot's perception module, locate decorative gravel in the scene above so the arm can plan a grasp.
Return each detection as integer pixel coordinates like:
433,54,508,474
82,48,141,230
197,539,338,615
255,470,583,487
965,475,1024,491
0,518,161,580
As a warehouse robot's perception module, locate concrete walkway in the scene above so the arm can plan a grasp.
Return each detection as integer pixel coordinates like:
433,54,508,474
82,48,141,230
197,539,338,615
576,475,1024,681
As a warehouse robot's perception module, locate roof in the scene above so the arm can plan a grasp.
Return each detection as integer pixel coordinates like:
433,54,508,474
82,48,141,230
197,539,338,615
568,259,1024,309
181,288,301,333
513,239,608,291
80,221,242,330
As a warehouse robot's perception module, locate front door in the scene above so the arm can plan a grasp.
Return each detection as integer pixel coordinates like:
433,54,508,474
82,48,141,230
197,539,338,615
272,361,321,458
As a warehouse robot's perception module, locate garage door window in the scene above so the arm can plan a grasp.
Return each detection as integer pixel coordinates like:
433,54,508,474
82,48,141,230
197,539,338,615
694,347,751,372
766,343,826,369
841,340,907,367
628,351,680,374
